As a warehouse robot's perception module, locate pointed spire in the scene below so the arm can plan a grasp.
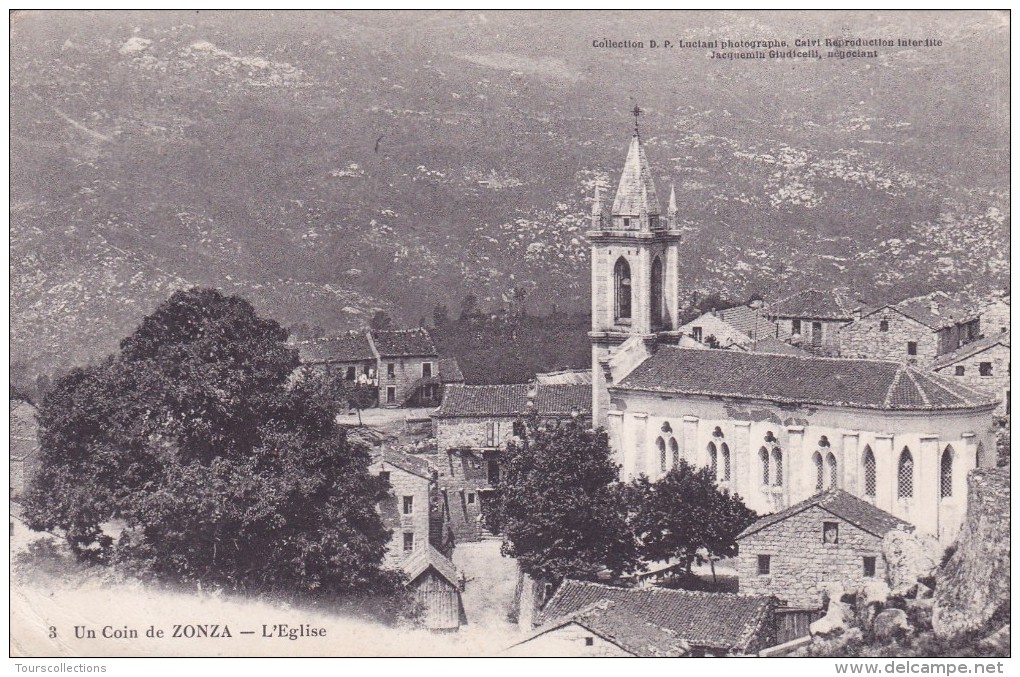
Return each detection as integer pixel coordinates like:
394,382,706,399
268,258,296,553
590,184,608,229
668,183,678,218
611,133,661,217
591,184,602,216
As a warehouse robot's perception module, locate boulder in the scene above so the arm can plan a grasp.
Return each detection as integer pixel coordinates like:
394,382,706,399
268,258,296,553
861,580,890,606
873,608,911,641
905,596,934,630
933,469,1010,638
882,528,941,596
978,624,1010,655
810,582,848,636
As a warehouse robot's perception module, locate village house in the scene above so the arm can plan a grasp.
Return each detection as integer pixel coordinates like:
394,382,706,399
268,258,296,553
839,291,981,365
297,327,460,408
402,544,466,632
932,331,1010,417
516,580,778,657
735,489,912,609
589,126,998,545
978,292,1010,336
679,305,779,350
10,398,40,501
769,289,857,357
428,381,592,542
369,448,438,566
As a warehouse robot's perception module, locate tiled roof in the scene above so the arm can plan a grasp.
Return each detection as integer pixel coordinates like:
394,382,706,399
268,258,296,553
438,357,465,384
10,400,39,462
297,332,375,363
374,448,434,480
403,544,459,586
932,331,1011,370
516,601,688,657
613,347,998,411
534,369,593,385
859,291,977,331
539,580,774,653
370,328,437,357
432,383,591,418
533,384,592,416
715,305,779,337
772,289,855,320
739,336,810,357
737,489,912,540
611,134,661,216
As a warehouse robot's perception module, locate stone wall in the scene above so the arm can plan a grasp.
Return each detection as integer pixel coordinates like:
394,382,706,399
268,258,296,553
777,318,847,355
426,448,493,543
840,311,937,364
378,356,436,407
933,343,1010,416
979,300,1010,336
435,417,517,452
371,461,433,567
737,505,888,609
932,468,1010,637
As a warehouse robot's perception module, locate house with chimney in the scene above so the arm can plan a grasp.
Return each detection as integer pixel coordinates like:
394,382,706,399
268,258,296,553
838,291,981,365
297,327,461,408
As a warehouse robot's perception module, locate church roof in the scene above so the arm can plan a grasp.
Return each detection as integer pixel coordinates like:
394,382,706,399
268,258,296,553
613,347,998,411
539,580,775,653
611,134,661,216
737,489,913,540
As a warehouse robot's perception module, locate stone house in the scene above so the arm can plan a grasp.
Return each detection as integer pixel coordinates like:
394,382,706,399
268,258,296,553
679,305,779,350
978,293,1010,336
603,344,997,543
932,331,1010,417
369,449,438,567
839,291,981,365
735,489,913,609
10,399,40,500
297,327,460,409
527,580,778,657
428,382,592,542
769,289,856,357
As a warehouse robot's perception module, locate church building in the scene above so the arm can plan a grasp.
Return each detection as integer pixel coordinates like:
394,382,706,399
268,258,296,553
588,120,998,543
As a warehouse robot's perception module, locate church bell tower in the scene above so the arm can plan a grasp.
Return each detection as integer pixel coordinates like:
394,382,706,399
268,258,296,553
589,108,683,427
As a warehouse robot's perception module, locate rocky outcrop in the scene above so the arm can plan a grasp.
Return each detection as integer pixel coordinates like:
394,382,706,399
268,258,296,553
873,608,910,640
882,528,941,596
810,583,848,635
932,468,1010,638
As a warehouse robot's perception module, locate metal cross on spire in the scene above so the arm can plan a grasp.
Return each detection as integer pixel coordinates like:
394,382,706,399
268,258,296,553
632,104,642,136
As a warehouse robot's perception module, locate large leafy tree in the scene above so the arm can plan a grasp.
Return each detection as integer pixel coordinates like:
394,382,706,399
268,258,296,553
626,461,757,575
498,419,638,583
25,288,396,596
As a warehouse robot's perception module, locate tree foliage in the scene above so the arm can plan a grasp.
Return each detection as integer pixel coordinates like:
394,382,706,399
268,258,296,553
626,461,757,570
25,288,398,597
497,419,638,583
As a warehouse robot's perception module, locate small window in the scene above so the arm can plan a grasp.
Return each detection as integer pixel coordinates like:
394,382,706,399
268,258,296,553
346,366,356,381
863,556,877,578
386,386,396,403
422,362,433,379
757,554,771,575
403,532,414,552
584,637,594,647
486,422,496,447
512,421,525,437
823,522,839,544
379,471,390,483
979,362,993,376
792,319,802,335
467,492,475,505
403,496,413,515
907,342,917,356
622,218,630,228
387,362,396,377
955,366,965,376
879,319,889,332
692,326,703,342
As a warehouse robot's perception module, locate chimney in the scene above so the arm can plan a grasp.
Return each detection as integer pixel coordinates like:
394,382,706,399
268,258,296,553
853,306,863,321
930,299,940,315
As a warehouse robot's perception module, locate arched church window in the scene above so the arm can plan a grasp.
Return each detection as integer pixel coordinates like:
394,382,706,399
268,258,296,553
614,257,631,321
772,447,783,486
650,256,664,328
721,443,731,481
657,437,667,473
940,446,954,499
813,452,824,492
898,448,914,499
669,438,680,469
759,447,770,486
863,446,877,498
825,452,838,489
708,442,718,480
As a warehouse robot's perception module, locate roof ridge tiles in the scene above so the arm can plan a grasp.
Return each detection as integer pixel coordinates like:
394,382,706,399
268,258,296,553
901,367,931,407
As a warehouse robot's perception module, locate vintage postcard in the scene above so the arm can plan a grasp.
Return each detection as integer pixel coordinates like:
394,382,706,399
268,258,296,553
9,9,1010,663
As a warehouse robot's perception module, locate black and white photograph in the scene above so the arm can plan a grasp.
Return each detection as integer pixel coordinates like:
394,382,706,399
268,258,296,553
8,9,1011,663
